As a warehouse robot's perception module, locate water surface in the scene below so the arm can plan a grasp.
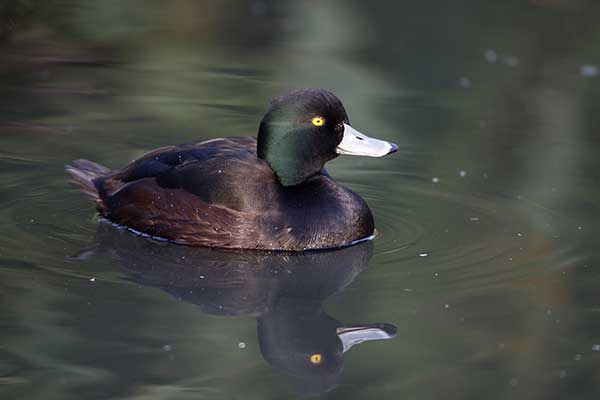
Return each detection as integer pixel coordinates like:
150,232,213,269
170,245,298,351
1,1,600,399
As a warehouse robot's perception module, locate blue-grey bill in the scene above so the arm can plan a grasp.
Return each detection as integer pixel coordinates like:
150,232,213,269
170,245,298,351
337,323,397,353
336,123,397,157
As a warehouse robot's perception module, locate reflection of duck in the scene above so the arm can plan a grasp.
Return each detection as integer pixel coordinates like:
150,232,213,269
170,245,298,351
259,297,396,396
86,226,396,395
66,89,397,251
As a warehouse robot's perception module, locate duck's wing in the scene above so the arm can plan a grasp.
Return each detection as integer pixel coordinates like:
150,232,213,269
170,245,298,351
92,137,278,248
111,136,257,183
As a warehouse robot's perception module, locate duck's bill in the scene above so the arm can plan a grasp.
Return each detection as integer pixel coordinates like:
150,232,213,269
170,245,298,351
337,323,397,353
336,123,398,157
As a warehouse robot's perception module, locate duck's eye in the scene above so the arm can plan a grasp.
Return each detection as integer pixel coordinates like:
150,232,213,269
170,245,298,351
311,117,325,126
309,353,323,364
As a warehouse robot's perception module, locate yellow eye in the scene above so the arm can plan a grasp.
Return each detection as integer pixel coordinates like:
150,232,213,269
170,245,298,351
309,353,323,364
311,117,325,126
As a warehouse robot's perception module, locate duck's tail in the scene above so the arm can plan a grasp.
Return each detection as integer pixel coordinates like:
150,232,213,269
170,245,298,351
65,159,111,202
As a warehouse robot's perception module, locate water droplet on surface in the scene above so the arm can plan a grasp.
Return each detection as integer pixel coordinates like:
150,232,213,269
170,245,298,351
484,49,498,63
502,55,519,67
559,370,567,379
459,77,472,88
580,64,598,77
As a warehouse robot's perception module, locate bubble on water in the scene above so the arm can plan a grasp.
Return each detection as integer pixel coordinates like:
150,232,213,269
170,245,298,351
592,344,600,351
484,49,498,63
459,77,472,88
502,55,519,68
162,344,172,352
89,277,96,282
444,304,450,309
574,354,582,361
469,217,480,222
559,370,567,379
432,177,440,183
419,253,429,257
459,170,467,177
580,64,598,78
238,342,246,349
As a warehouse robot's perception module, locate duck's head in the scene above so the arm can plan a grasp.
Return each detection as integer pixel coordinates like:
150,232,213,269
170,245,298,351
257,88,398,187
258,297,397,396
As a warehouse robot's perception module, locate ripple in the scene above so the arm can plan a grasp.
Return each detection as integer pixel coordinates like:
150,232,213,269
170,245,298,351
340,168,585,295
2,159,586,297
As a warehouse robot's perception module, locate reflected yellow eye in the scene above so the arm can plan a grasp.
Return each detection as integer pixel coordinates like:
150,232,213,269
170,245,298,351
309,353,323,364
311,117,325,126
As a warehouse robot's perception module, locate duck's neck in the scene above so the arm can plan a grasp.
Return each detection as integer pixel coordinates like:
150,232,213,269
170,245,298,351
257,124,328,187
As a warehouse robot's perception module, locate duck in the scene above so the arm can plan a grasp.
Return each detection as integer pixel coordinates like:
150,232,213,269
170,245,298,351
66,88,397,251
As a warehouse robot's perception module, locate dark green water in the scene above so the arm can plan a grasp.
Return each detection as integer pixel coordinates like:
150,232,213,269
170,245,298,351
2,1,600,398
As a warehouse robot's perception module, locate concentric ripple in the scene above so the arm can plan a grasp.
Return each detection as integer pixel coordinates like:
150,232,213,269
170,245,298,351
336,165,585,295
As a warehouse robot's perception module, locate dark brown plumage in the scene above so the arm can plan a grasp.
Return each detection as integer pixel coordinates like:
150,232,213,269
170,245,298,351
67,137,373,251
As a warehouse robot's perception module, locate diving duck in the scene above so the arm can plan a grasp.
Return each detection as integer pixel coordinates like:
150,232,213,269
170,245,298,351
66,89,397,251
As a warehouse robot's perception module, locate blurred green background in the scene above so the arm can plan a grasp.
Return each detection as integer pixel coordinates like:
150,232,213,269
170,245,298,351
1,0,600,399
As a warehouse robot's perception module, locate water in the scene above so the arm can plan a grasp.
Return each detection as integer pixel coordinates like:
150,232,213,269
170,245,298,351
2,1,600,398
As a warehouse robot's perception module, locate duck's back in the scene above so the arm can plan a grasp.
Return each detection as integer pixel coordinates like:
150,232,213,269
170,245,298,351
67,137,374,251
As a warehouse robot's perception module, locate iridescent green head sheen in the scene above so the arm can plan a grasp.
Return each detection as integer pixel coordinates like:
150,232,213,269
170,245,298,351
257,88,398,187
